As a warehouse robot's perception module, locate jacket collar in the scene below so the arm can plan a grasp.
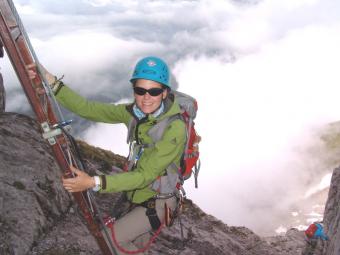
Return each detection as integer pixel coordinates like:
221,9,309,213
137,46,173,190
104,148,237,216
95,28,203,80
126,92,181,122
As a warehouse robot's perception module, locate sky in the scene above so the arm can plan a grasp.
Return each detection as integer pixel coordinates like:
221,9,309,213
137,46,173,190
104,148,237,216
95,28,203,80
2,0,340,235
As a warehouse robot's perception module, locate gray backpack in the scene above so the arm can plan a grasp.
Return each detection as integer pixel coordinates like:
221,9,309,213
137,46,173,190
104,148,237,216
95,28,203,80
126,91,201,196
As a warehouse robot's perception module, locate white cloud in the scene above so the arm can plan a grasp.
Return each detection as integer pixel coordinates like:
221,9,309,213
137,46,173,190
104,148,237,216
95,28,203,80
85,0,116,7
304,173,332,198
2,0,340,235
173,0,340,234
32,31,163,95
15,2,36,14
80,98,130,156
81,122,129,156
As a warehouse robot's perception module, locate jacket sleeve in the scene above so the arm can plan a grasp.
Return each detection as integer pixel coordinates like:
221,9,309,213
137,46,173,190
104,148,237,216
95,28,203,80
56,85,132,125
101,119,186,192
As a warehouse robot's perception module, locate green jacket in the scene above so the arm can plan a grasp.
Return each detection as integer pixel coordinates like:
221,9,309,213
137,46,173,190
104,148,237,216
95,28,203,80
56,85,186,203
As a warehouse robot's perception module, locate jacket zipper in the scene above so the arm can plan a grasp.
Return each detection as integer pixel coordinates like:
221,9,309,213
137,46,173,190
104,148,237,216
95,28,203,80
135,115,149,145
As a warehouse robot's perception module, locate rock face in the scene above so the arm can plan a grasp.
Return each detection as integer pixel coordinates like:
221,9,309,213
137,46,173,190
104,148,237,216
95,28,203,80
323,166,340,255
0,73,4,113
149,202,306,255
30,199,307,255
0,113,71,255
0,112,311,255
0,42,5,113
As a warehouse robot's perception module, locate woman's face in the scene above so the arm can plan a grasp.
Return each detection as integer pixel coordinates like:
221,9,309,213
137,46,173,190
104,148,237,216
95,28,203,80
134,79,168,114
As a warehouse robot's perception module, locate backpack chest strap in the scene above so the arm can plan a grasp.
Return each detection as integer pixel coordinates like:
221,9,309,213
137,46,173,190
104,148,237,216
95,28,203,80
147,114,182,143
127,114,182,144
125,114,183,172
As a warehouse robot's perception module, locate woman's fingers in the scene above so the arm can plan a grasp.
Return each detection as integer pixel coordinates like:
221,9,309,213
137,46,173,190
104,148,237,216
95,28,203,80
26,63,37,80
63,179,79,192
70,165,84,176
37,63,56,85
62,166,95,193
26,63,36,69
25,63,56,85
27,69,37,80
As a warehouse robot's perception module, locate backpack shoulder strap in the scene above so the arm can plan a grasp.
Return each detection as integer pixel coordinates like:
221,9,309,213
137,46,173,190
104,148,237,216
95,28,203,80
148,114,183,143
127,117,137,144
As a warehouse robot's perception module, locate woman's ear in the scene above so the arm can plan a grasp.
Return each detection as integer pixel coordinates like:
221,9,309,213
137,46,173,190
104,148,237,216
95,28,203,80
162,85,170,100
162,89,168,99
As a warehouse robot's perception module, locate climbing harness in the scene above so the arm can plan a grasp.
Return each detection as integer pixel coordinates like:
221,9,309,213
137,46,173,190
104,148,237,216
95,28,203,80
0,1,118,254
104,195,183,255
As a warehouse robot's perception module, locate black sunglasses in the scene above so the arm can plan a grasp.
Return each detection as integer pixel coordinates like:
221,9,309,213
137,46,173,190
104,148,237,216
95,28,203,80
133,87,164,96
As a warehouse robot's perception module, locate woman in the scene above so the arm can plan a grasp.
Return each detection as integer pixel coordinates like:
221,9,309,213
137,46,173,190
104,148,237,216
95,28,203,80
29,56,186,254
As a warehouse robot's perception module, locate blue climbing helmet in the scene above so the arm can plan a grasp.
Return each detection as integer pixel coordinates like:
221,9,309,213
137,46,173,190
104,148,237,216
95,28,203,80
130,56,170,88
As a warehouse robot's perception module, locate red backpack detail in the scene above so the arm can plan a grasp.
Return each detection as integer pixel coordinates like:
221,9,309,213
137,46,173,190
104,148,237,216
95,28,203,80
305,223,318,238
179,102,201,187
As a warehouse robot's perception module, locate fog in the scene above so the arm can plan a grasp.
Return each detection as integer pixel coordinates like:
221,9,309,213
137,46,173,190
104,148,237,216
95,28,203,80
2,0,340,235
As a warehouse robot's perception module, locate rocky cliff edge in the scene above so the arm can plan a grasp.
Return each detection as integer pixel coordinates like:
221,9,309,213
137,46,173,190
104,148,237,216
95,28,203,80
0,111,308,255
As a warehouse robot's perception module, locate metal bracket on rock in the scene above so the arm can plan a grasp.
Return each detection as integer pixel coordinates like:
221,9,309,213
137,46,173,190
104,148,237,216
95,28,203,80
41,120,72,145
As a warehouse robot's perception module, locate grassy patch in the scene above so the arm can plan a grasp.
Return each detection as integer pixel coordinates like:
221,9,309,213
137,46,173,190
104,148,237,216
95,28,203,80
76,140,126,170
13,181,25,190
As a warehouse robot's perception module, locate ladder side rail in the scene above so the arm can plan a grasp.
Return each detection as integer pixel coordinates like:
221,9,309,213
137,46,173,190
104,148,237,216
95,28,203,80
0,2,114,254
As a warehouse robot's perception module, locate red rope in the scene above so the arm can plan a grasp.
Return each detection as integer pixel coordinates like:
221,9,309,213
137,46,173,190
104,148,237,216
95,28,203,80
106,218,164,255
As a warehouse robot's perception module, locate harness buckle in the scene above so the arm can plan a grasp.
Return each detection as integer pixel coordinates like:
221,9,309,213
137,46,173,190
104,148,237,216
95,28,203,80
146,200,156,209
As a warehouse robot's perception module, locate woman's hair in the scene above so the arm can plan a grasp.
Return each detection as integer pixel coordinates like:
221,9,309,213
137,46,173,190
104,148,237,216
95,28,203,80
162,84,171,93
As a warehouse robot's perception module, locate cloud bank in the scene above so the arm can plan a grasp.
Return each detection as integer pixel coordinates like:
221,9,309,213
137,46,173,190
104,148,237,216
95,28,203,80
2,0,340,235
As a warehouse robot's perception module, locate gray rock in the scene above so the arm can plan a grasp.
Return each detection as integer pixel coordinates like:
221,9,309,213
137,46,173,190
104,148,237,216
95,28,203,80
0,73,4,113
0,40,3,58
0,41,4,113
149,201,306,255
301,239,326,255
323,166,340,255
30,198,308,255
265,228,306,255
0,113,71,255
29,212,100,255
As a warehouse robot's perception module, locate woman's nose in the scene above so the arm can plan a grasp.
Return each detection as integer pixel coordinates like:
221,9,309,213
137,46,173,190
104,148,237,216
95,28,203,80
144,92,151,99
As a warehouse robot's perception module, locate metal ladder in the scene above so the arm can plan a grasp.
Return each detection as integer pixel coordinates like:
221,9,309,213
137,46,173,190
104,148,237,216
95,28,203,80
0,1,117,254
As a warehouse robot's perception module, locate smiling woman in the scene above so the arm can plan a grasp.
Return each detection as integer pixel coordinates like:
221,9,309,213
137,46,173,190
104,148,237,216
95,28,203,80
28,56,186,254
133,79,167,114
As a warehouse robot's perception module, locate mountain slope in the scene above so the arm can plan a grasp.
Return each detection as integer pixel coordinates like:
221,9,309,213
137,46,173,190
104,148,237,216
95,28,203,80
0,111,309,255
